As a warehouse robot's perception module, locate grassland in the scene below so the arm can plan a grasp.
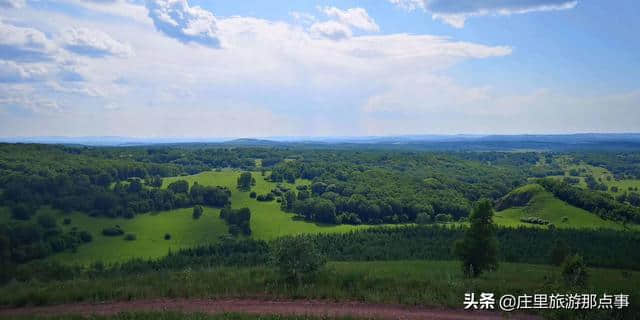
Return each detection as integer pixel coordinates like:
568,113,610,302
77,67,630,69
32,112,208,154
162,171,369,240
1,171,368,265
494,184,629,230
547,163,640,194
1,260,638,309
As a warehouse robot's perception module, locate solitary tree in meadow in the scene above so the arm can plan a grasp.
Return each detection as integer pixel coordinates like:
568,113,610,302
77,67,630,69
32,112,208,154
237,172,253,191
454,199,499,277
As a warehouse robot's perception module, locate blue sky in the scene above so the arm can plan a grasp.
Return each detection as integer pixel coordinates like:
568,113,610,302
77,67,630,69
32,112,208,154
0,0,639,137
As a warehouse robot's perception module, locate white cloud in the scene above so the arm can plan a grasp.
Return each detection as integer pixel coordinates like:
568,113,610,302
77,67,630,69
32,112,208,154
321,7,380,32
145,0,220,47
0,19,58,62
0,60,48,82
388,0,425,11
389,0,578,28
0,0,25,8
61,27,134,57
310,7,379,40
309,21,353,40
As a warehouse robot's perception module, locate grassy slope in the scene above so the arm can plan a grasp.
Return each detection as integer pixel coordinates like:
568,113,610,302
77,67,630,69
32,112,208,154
494,184,628,230
1,171,367,265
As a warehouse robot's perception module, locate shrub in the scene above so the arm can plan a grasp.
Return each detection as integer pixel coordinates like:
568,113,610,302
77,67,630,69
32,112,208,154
192,205,203,219
249,191,257,198
37,214,57,229
164,233,171,240
102,226,124,237
416,212,433,225
63,218,71,225
562,254,588,287
271,237,326,284
79,231,93,243
520,216,550,225
124,233,137,241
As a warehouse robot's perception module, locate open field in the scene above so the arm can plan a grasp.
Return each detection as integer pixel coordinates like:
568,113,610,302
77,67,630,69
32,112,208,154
494,184,630,230
1,171,369,265
162,171,370,240
0,260,637,317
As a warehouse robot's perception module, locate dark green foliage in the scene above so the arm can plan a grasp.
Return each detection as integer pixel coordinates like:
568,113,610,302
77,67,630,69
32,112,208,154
192,205,203,220
520,216,550,225
102,226,124,237
271,236,326,284
415,212,433,224
164,233,171,240
220,207,251,236
293,197,337,224
249,191,256,198
36,214,57,229
561,254,589,287
62,218,71,225
167,180,189,194
549,239,570,266
255,193,274,202
236,172,253,191
10,205,33,221
189,183,231,207
146,175,163,188
538,178,640,223
454,200,499,277
78,231,92,243
124,233,137,241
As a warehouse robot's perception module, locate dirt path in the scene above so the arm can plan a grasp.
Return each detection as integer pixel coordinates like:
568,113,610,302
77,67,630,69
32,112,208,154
0,299,541,319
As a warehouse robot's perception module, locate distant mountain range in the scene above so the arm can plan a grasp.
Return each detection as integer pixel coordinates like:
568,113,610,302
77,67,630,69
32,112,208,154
2,133,640,151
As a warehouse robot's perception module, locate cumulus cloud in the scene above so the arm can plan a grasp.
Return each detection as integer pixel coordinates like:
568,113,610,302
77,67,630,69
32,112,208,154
145,0,220,47
0,0,25,8
0,20,57,62
310,21,353,40
62,27,134,57
310,7,379,40
321,7,380,32
0,60,48,82
389,0,578,28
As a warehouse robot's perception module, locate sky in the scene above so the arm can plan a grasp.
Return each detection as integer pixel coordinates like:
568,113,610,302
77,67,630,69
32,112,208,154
0,0,639,138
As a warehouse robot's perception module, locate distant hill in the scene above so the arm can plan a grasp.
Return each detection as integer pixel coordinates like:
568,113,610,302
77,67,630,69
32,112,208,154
2,133,640,151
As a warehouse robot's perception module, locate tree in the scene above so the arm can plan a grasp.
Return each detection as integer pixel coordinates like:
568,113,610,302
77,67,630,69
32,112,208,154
271,237,326,284
37,214,57,229
454,199,498,277
561,254,588,287
237,172,253,191
416,212,433,225
168,180,189,194
549,239,570,266
192,205,203,219
146,175,163,188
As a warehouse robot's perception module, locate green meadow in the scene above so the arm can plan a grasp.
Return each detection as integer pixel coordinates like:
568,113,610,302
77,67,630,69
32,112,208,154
0,171,368,265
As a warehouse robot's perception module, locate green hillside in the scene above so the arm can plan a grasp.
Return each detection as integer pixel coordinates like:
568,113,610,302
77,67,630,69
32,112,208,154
494,184,628,230
10,170,369,265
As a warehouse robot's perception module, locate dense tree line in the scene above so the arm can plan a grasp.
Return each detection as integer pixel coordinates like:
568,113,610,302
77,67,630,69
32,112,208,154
5,225,640,284
0,215,92,269
537,178,640,223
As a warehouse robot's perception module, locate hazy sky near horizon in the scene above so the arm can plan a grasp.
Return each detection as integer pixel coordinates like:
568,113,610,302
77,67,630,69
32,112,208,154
1,0,639,137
